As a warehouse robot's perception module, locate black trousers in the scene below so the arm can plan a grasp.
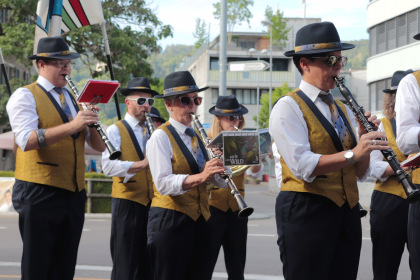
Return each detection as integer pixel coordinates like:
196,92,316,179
147,207,211,280
370,191,409,280
203,206,248,280
408,199,420,280
275,191,361,280
110,198,151,280
12,179,86,280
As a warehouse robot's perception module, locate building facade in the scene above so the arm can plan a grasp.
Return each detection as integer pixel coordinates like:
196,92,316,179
367,0,420,112
181,18,321,128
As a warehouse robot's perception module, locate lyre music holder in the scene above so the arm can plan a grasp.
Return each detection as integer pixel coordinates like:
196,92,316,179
77,79,120,105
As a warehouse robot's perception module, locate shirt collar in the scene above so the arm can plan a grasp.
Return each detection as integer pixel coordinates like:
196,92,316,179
125,113,142,128
169,117,191,135
37,76,57,94
299,80,331,102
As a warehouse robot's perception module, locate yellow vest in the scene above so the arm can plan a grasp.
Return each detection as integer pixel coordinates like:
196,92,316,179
280,89,359,208
210,173,245,212
151,122,210,221
111,121,154,205
15,82,86,192
374,118,407,198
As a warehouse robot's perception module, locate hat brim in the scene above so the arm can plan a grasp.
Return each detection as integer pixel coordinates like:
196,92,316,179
414,33,420,40
209,105,248,116
383,89,397,94
155,86,209,99
284,43,355,57
29,53,80,60
120,88,161,97
150,115,166,123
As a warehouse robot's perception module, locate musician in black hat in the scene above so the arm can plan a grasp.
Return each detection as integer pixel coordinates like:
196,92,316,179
368,70,413,279
6,36,105,279
145,71,228,280
149,106,166,128
395,32,420,279
269,21,388,279
102,77,159,280
204,94,262,280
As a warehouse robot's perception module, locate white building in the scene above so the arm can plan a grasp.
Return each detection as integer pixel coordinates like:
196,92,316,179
367,0,420,112
180,18,321,129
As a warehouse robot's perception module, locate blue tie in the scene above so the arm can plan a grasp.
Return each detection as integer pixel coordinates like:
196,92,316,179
319,93,352,149
185,128,206,171
55,87,73,121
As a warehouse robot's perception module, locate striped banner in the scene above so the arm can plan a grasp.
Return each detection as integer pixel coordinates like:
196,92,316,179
34,0,104,53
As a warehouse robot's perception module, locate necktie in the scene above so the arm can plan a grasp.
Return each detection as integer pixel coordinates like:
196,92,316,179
55,87,73,121
185,127,206,171
319,93,352,150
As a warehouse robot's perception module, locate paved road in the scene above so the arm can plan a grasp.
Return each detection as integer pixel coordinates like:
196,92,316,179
0,180,411,279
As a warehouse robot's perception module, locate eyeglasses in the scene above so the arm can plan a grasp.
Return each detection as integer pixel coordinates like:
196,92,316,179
126,97,155,106
311,55,348,67
46,60,76,68
178,96,203,106
226,115,242,122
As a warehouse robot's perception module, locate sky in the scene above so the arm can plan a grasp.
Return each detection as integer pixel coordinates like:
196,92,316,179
152,0,370,49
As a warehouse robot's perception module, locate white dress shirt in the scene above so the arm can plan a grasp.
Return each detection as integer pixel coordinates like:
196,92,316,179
396,73,420,154
102,113,148,182
146,117,227,196
6,75,87,151
269,80,361,183
369,122,390,181
272,142,282,188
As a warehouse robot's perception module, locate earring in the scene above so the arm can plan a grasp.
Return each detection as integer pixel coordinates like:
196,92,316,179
305,68,309,72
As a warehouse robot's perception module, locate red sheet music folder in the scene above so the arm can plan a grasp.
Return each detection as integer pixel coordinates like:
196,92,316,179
77,79,120,104
401,153,420,168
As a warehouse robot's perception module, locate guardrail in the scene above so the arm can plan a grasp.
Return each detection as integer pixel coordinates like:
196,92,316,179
85,177,112,213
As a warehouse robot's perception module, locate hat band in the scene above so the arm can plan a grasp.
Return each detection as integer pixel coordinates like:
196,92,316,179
215,107,242,113
164,85,199,95
389,86,397,91
295,42,341,53
130,86,151,90
37,50,71,57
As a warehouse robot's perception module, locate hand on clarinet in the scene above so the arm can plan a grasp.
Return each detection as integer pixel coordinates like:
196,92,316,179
71,110,100,132
353,130,389,163
201,158,226,182
357,110,380,136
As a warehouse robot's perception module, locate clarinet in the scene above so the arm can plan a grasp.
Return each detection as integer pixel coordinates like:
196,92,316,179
144,112,155,139
65,75,122,160
190,113,254,218
334,76,420,202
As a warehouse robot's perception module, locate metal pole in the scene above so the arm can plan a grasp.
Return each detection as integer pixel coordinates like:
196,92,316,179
219,0,227,96
268,26,273,120
256,55,260,130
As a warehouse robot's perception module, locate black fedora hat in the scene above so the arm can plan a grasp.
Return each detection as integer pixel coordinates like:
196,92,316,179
149,107,166,124
156,71,208,99
209,95,248,116
383,70,413,94
29,36,80,60
284,22,355,57
120,77,160,97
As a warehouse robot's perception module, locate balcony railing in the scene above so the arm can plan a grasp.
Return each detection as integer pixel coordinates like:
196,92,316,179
209,70,294,85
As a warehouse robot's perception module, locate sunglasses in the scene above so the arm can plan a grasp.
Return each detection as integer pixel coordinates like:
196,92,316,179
46,60,76,68
126,97,155,106
226,115,242,122
311,55,348,67
178,96,203,106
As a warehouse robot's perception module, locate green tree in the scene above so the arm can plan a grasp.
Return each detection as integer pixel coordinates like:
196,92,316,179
254,82,291,128
213,0,254,35
192,18,207,49
264,6,289,48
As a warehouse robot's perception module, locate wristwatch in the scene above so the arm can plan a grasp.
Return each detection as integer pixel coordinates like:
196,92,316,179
344,149,355,165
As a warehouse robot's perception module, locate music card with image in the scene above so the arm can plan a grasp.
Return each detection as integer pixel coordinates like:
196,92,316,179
258,128,271,155
207,130,260,166
78,79,120,104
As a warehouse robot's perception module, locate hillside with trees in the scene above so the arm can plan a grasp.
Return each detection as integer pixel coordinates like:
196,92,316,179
342,39,369,70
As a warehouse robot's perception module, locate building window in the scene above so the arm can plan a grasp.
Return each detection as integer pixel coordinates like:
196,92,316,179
211,88,262,105
369,7,419,56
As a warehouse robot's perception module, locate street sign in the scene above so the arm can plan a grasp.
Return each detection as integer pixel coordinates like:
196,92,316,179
229,60,270,72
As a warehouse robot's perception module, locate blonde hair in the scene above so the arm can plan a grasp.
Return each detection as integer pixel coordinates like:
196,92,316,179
383,93,396,120
207,115,245,139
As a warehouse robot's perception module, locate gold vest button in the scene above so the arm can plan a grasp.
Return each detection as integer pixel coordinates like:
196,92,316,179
342,195,347,200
